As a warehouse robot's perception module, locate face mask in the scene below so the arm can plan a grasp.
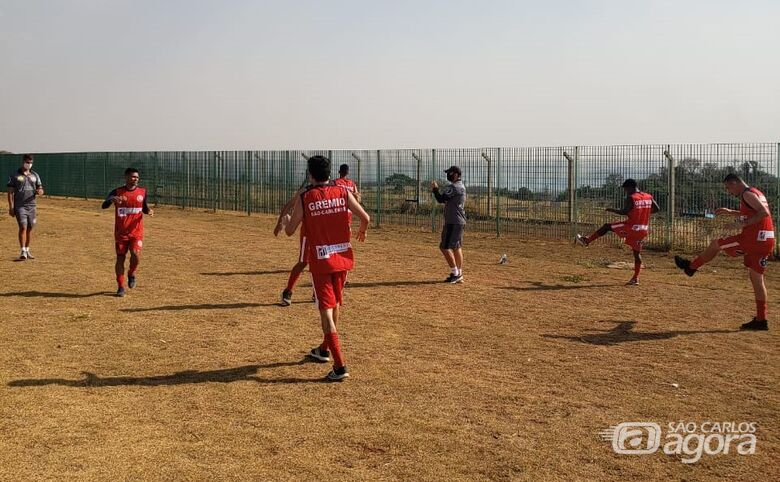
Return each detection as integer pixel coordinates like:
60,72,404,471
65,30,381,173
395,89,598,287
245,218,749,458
447,173,457,182
24,163,32,169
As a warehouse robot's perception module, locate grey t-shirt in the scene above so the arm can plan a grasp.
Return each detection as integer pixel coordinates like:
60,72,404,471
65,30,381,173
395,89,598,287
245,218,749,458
433,180,466,225
7,169,43,208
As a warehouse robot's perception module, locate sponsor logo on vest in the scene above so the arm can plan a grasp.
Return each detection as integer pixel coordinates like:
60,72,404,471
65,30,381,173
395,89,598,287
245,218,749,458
757,230,775,242
308,197,346,211
632,224,649,231
117,207,143,217
315,242,352,260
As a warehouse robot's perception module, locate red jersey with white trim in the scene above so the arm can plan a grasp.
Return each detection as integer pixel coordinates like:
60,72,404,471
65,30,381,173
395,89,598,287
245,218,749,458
112,186,147,240
740,187,774,244
333,177,357,193
625,191,654,231
301,184,353,274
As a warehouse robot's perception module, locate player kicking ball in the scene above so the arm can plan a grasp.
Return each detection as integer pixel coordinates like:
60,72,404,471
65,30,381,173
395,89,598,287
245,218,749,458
674,174,774,331
102,168,154,297
280,155,370,381
575,179,660,285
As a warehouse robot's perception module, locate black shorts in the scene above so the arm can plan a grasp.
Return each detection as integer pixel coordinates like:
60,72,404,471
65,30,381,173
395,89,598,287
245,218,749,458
440,224,464,249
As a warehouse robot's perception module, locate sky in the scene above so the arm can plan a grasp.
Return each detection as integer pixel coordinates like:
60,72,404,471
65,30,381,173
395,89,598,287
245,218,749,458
1,0,778,152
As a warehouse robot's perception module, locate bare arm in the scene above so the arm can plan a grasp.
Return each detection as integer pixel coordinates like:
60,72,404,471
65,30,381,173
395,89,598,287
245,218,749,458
737,191,770,227
7,187,14,215
606,196,632,216
283,196,304,236
274,187,305,236
347,191,370,241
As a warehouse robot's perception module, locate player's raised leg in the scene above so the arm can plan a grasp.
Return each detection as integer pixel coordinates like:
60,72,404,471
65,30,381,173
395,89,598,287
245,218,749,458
674,238,722,277
575,223,611,247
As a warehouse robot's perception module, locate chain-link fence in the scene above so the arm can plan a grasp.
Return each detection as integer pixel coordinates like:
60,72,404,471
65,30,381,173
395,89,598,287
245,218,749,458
2,143,778,252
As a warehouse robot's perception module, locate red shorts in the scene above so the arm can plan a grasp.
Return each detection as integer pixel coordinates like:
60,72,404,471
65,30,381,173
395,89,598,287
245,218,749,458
311,271,348,310
116,238,143,256
610,222,648,252
717,234,775,274
299,234,309,264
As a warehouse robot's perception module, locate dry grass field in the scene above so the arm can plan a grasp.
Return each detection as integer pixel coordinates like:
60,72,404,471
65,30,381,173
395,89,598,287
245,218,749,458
0,198,777,481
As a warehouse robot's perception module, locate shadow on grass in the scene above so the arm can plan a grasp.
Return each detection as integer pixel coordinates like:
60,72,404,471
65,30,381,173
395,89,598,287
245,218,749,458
346,280,444,288
542,320,738,346
8,360,330,387
120,301,310,312
502,282,617,291
200,269,290,276
0,291,114,298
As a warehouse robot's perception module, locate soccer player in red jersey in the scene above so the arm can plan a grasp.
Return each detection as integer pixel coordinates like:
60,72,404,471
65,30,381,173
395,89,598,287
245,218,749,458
281,155,370,381
274,185,310,306
333,164,361,203
675,174,775,331
101,168,154,297
575,179,660,285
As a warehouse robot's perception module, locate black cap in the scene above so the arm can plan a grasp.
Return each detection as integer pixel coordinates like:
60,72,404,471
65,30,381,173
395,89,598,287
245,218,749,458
444,165,461,176
621,178,637,189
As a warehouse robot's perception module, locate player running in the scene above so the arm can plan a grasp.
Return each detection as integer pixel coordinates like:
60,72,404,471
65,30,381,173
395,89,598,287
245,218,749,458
333,163,361,203
674,174,775,331
101,168,154,297
274,185,310,306
280,155,370,381
575,179,660,285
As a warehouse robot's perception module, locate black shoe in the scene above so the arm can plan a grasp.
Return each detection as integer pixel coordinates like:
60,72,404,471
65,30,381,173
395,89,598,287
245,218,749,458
740,318,768,331
128,276,136,289
281,289,292,306
674,256,697,277
326,365,349,381
308,346,331,363
444,274,456,283
449,274,463,284
117,287,126,297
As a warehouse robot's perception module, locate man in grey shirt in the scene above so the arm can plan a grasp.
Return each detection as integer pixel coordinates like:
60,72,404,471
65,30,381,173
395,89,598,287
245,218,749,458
431,165,466,283
7,154,44,260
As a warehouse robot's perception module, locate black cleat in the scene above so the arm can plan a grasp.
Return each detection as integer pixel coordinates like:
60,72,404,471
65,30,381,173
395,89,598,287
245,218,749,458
281,289,292,307
740,318,768,331
574,234,589,247
128,276,136,289
674,256,697,277
444,274,456,283
326,365,349,381
307,346,331,363
449,274,464,284
116,287,126,297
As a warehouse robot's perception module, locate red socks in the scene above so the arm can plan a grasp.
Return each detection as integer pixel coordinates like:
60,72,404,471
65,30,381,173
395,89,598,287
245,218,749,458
756,299,767,321
325,332,346,368
690,257,704,270
320,335,329,352
116,275,125,288
129,258,139,277
286,264,305,292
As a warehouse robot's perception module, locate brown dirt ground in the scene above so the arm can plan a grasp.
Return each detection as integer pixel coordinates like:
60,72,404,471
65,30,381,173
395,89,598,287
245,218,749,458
0,198,777,481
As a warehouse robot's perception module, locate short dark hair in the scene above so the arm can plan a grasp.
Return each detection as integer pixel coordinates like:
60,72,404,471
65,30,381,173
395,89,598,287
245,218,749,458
125,167,139,176
339,164,349,175
723,173,742,183
308,156,331,182
23,154,33,161
621,178,637,189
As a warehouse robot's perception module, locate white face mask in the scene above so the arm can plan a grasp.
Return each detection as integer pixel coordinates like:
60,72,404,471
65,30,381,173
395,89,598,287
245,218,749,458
23,162,32,170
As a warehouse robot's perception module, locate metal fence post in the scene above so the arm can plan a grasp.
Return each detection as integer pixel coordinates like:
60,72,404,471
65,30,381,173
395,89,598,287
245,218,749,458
376,149,382,226
564,149,576,237
246,151,252,216
431,148,437,232
496,148,502,237
351,152,362,191
776,143,779,257
664,147,675,250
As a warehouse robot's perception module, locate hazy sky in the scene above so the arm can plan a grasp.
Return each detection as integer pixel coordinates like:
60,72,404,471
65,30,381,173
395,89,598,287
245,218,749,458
1,0,778,152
